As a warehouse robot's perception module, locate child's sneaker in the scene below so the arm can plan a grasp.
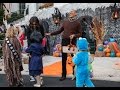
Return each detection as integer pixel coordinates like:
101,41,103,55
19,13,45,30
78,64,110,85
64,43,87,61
34,84,41,87
30,76,35,82
40,77,44,85
90,72,93,78
71,75,76,80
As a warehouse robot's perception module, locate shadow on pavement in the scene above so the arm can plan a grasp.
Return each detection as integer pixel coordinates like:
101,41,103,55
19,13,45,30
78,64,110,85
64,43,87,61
0,74,120,87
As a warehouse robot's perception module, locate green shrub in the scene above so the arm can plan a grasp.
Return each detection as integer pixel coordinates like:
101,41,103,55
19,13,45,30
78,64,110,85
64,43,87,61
0,33,5,40
7,12,24,23
0,9,4,24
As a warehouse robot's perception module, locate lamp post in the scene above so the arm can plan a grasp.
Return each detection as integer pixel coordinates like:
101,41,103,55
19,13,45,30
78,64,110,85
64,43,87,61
111,3,119,32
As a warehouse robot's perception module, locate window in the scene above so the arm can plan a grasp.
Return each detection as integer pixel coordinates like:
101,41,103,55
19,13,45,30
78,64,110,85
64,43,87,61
19,3,25,14
0,3,3,9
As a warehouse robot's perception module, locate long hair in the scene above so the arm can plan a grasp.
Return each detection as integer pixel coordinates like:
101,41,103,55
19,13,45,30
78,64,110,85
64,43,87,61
5,26,16,38
29,16,40,30
28,16,45,37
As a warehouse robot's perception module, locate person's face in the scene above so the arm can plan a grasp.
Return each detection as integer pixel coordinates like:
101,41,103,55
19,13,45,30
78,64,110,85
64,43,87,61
53,17,61,25
32,22,37,29
68,10,77,18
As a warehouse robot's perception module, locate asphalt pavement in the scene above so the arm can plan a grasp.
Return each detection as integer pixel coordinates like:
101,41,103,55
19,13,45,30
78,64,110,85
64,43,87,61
0,56,120,87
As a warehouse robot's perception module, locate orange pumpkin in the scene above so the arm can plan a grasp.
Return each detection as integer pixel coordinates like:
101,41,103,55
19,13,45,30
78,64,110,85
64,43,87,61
116,53,120,57
104,48,111,53
67,54,74,67
105,53,110,57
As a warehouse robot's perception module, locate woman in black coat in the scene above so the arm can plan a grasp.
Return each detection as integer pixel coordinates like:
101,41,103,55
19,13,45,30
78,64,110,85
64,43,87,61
25,16,45,82
25,16,45,47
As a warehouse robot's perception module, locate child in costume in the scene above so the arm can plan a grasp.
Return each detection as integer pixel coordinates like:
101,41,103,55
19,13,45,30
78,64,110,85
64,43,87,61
72,37,95,87
25,31,44,87
71,52,94,81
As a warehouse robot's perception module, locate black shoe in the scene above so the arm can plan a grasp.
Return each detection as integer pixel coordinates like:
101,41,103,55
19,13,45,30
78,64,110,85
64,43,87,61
59,77,66,81
0,68,2,71
16,83,24,87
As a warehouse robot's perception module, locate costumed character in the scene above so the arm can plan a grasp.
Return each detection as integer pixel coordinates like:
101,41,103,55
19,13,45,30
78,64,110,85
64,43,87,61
72,37,95,87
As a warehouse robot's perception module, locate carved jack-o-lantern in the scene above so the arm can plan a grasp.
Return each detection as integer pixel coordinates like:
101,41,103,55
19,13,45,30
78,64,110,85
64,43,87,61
67,54,74,67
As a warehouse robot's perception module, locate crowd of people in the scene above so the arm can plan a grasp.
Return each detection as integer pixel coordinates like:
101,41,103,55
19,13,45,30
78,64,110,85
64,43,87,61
1,9,95,87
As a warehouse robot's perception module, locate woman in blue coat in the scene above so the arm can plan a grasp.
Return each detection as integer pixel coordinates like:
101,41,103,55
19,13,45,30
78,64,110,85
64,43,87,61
26,31,44,87
72,37,95,87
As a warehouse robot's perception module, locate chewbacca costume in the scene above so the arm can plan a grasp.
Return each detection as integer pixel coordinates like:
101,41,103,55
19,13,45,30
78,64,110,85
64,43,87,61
2,36,23,87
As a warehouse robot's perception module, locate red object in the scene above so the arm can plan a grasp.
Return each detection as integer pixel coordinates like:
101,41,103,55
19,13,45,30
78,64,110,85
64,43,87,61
19,33,25,46
42,37,47,47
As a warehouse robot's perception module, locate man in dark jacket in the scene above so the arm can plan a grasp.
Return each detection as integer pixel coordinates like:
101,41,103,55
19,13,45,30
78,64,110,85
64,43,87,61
46,10,82,81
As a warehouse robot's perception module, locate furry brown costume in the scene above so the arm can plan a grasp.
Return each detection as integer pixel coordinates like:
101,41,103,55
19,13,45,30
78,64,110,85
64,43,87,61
2,26,23,87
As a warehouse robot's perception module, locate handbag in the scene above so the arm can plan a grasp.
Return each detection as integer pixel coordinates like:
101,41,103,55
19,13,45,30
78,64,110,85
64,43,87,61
62,38,78,54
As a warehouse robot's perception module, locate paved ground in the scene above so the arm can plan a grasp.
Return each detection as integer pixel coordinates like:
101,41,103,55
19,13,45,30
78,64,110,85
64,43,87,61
0,56,120,87
1,74,120,87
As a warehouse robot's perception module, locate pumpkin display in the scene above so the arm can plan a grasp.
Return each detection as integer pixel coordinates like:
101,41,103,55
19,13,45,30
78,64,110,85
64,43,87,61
109,38,115,42
116,53,120,57
104,47,111,53
98,46,104,51
105,53,110,57
104,41,109,45
103,38,120,57
67,54,74,67
53,51,60,57
110,51,116,57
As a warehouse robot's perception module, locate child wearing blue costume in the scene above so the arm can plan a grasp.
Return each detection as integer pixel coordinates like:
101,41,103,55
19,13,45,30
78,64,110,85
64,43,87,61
25,31,44,87
72,37,95,87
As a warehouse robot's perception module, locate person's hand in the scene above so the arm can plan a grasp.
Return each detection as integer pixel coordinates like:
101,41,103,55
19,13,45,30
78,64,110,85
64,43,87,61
45,33,51,36
70,34,75,39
